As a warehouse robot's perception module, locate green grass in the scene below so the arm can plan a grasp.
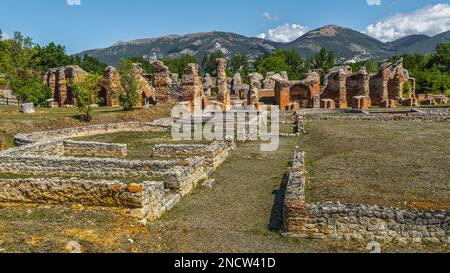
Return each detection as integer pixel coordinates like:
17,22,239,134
0,137,447,253
75,131,212,161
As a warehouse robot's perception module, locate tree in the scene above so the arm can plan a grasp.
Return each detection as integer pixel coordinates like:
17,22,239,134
161,54,198,76
78,54,107,75
69,74,102,122
311,48,335,74
201,52,225,76
429,43,450,73
0,32,38,93
14,78,51,106
230,54,250,83
125,56,154,74
254,50,309,80
117,60,139,111
36,42,75,72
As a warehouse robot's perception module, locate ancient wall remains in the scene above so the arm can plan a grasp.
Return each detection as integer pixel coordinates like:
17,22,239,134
282,151,449,244
44,65,87,107
153,60,177,103
63,140,127,157
180,63,203,113
216,58,231,110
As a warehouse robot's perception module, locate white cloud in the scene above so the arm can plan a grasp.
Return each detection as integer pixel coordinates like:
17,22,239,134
66,0,81,6
367,0,381,6
258,23,308,43
365,3,450,41
263,12,279,22
0,32,9,40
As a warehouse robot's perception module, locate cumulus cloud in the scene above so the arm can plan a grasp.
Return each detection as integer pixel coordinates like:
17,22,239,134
367,0,381,6
258,23,308,43
263,12,279,22
66,0,81,6
366,3,450,41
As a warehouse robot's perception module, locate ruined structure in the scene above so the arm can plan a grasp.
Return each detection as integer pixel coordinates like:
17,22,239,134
153,60,177,104
100,64,155,108
203,74,215,97
216,58,231,110
100,66,122,107
44,65,87,107
273,72,321,110
247,73,260,106
322,59,416,109
133,63,155,107
180,63,203,113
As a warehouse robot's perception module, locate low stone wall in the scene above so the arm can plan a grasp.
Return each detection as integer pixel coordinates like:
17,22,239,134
0,149,202,179
282,152,450,244
14,122,169,146
301,108,450,122
63,140,127,157
153,141,233,171
0,178,173,223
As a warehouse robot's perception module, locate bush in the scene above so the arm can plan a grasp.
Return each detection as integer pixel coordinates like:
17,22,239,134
69,74,102,122
14,79,51,106
117,60,139,111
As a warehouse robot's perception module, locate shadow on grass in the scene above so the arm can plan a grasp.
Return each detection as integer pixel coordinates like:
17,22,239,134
268,173,288,231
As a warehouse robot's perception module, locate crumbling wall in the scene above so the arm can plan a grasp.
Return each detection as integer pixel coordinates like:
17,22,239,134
282,152,450,244
322,68,348,108
180,63,203,112
63,140,127,157
153,60,177,103
216,58,231,110
101,66,122,107
44,65,87,107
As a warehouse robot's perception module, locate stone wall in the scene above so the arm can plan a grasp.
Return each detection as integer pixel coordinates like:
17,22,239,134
282,152,450,244
100,66,122,107
153,60,178,103
153,141,233,171
44,65,87,107
0,178,173,223
63,140,127,157
216,58,231,110
14,122,169,146
180,63,203,113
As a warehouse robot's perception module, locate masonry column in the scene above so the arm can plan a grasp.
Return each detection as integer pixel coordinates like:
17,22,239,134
216,58,231,111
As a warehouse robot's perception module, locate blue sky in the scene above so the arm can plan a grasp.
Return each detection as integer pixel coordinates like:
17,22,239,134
1,0,449,53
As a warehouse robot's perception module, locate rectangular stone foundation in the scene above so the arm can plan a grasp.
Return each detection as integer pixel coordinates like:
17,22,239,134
282,152,450,244
0,178,172,223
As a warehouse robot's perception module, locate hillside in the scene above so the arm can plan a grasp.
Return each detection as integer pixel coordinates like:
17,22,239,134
77,26,450,65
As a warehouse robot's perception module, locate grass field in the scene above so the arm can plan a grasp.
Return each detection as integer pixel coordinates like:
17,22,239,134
1,137,446,253
0,105,449,253
75,131,211,161
300,120,450,210
0,105,172,151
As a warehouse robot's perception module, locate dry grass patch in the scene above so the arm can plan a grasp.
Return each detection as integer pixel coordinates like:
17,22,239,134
300,120,450,210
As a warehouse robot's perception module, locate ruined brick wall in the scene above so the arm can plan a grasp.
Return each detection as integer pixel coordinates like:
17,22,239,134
101,66,122,107
153,60,177,104
322,69,347,108
216,58,231,110
345,68,370,103
44,65,87,107
247,73,260,106
180,63,203,112
275,80,291,110
283,152,450,244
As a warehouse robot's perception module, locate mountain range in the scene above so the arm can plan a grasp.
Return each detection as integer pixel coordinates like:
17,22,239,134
78,25,450,65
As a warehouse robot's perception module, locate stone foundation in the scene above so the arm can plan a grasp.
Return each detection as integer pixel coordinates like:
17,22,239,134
282,152,449,244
